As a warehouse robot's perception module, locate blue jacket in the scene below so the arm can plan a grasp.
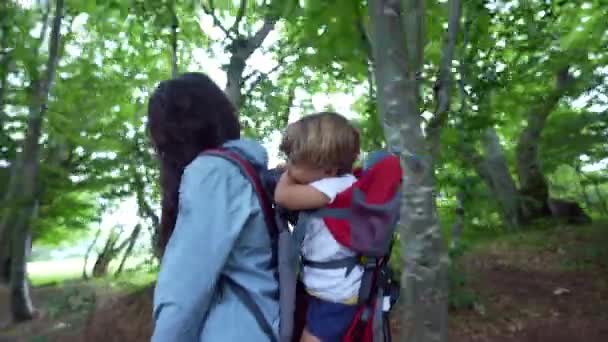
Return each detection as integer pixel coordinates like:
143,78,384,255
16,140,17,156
152,139,280,341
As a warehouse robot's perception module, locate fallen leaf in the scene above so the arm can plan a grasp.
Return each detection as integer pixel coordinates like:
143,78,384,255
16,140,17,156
553,287,571,296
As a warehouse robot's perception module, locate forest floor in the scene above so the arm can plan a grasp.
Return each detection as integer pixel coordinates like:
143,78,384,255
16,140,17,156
1,221,607,342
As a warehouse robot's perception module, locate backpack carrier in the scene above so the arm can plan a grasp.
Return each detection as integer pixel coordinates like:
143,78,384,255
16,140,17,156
202,148,402,342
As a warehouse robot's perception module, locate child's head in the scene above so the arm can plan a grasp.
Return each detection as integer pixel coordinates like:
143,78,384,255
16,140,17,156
279,112,359,183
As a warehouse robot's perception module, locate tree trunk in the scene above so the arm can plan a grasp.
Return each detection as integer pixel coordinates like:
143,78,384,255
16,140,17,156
515,114,552,219
478,128,523,227
0,220,11,284
115,224,142,276
427,0,462,159
7,0,64,323
92,256,111,278
0,164,20,257
515,67,575,220
225,52,247,109
92,227,122,278
10,219,34,322
450,191,464,250
578,182,594,212
83,226,102,280
452,14,522,228
369,0,461,341
224,18,276,109
138,195,160,258
132,161,160,257
200,3,282,110
1,230,33,284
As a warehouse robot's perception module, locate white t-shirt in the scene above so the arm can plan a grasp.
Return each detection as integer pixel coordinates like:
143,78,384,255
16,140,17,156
300,174,363,303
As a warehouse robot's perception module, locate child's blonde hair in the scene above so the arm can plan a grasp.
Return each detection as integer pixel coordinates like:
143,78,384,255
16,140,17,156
279,112,360,174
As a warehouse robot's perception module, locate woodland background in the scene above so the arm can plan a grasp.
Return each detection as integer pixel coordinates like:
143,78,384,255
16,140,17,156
0,0,607,341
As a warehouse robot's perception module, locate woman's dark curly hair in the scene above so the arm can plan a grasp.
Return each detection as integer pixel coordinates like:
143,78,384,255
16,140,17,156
147,72,240,252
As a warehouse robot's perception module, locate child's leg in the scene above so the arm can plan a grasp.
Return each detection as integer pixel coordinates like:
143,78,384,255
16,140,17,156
305,295,358,342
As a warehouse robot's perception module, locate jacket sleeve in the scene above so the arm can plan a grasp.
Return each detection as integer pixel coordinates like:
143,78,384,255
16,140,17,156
151,156,257,342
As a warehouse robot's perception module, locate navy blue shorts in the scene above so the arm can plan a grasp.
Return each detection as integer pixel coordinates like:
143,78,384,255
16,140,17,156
306,295,358,341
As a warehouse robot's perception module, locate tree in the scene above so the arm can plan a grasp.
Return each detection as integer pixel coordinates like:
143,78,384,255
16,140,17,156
200,0,295,109
368,0,462,341
0,0,65,322
455,1,608,226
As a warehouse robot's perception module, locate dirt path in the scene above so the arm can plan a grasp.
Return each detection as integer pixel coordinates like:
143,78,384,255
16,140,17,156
446,263,608,342
2,224,607,342
0,281,114,342
0,285,11,336
390,266,608,342
444,224,608,342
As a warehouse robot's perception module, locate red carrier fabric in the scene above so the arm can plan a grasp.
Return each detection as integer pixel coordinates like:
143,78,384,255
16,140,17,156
323,154,402,256
315,153,402,342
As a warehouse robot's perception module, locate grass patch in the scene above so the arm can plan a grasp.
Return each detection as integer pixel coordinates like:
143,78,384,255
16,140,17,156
29,258,85,286
448,242,478,310
465,220,608,273
92,269,157,292
28,256,152,287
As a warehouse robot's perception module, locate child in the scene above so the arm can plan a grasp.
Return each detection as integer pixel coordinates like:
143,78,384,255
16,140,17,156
274,112,361,342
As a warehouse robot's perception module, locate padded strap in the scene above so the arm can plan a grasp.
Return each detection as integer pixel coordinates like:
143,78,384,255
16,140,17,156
223,276,278,342
202,148,278,239
310,207,351,219
202,148,278,341
301,256,361,277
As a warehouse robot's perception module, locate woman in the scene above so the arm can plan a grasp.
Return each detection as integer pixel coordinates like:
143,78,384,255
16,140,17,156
148,72,279,341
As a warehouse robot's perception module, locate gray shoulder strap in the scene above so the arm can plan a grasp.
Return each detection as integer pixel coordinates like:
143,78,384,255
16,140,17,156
291,212,310,251
223,275,278,342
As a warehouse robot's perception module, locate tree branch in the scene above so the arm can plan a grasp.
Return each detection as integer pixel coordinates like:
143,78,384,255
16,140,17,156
113,225,139,255
169,1,179,78
245,17,276,56
35,0,52,55
201,0,233,39
243,61,283,99
82,225,102,280
518,65,574,143
366,60,375,102
230,0,247,35
132,135,160,230
456,16,471,141
0,18,11,127
223,3,280,109
38,0,64,102
22,0,51,86
354,3,374,63
280,84,296,128
114,224,142,276
427,0,462,160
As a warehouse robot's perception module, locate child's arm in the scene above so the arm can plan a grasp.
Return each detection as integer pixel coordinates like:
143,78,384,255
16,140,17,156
274,172,331,210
